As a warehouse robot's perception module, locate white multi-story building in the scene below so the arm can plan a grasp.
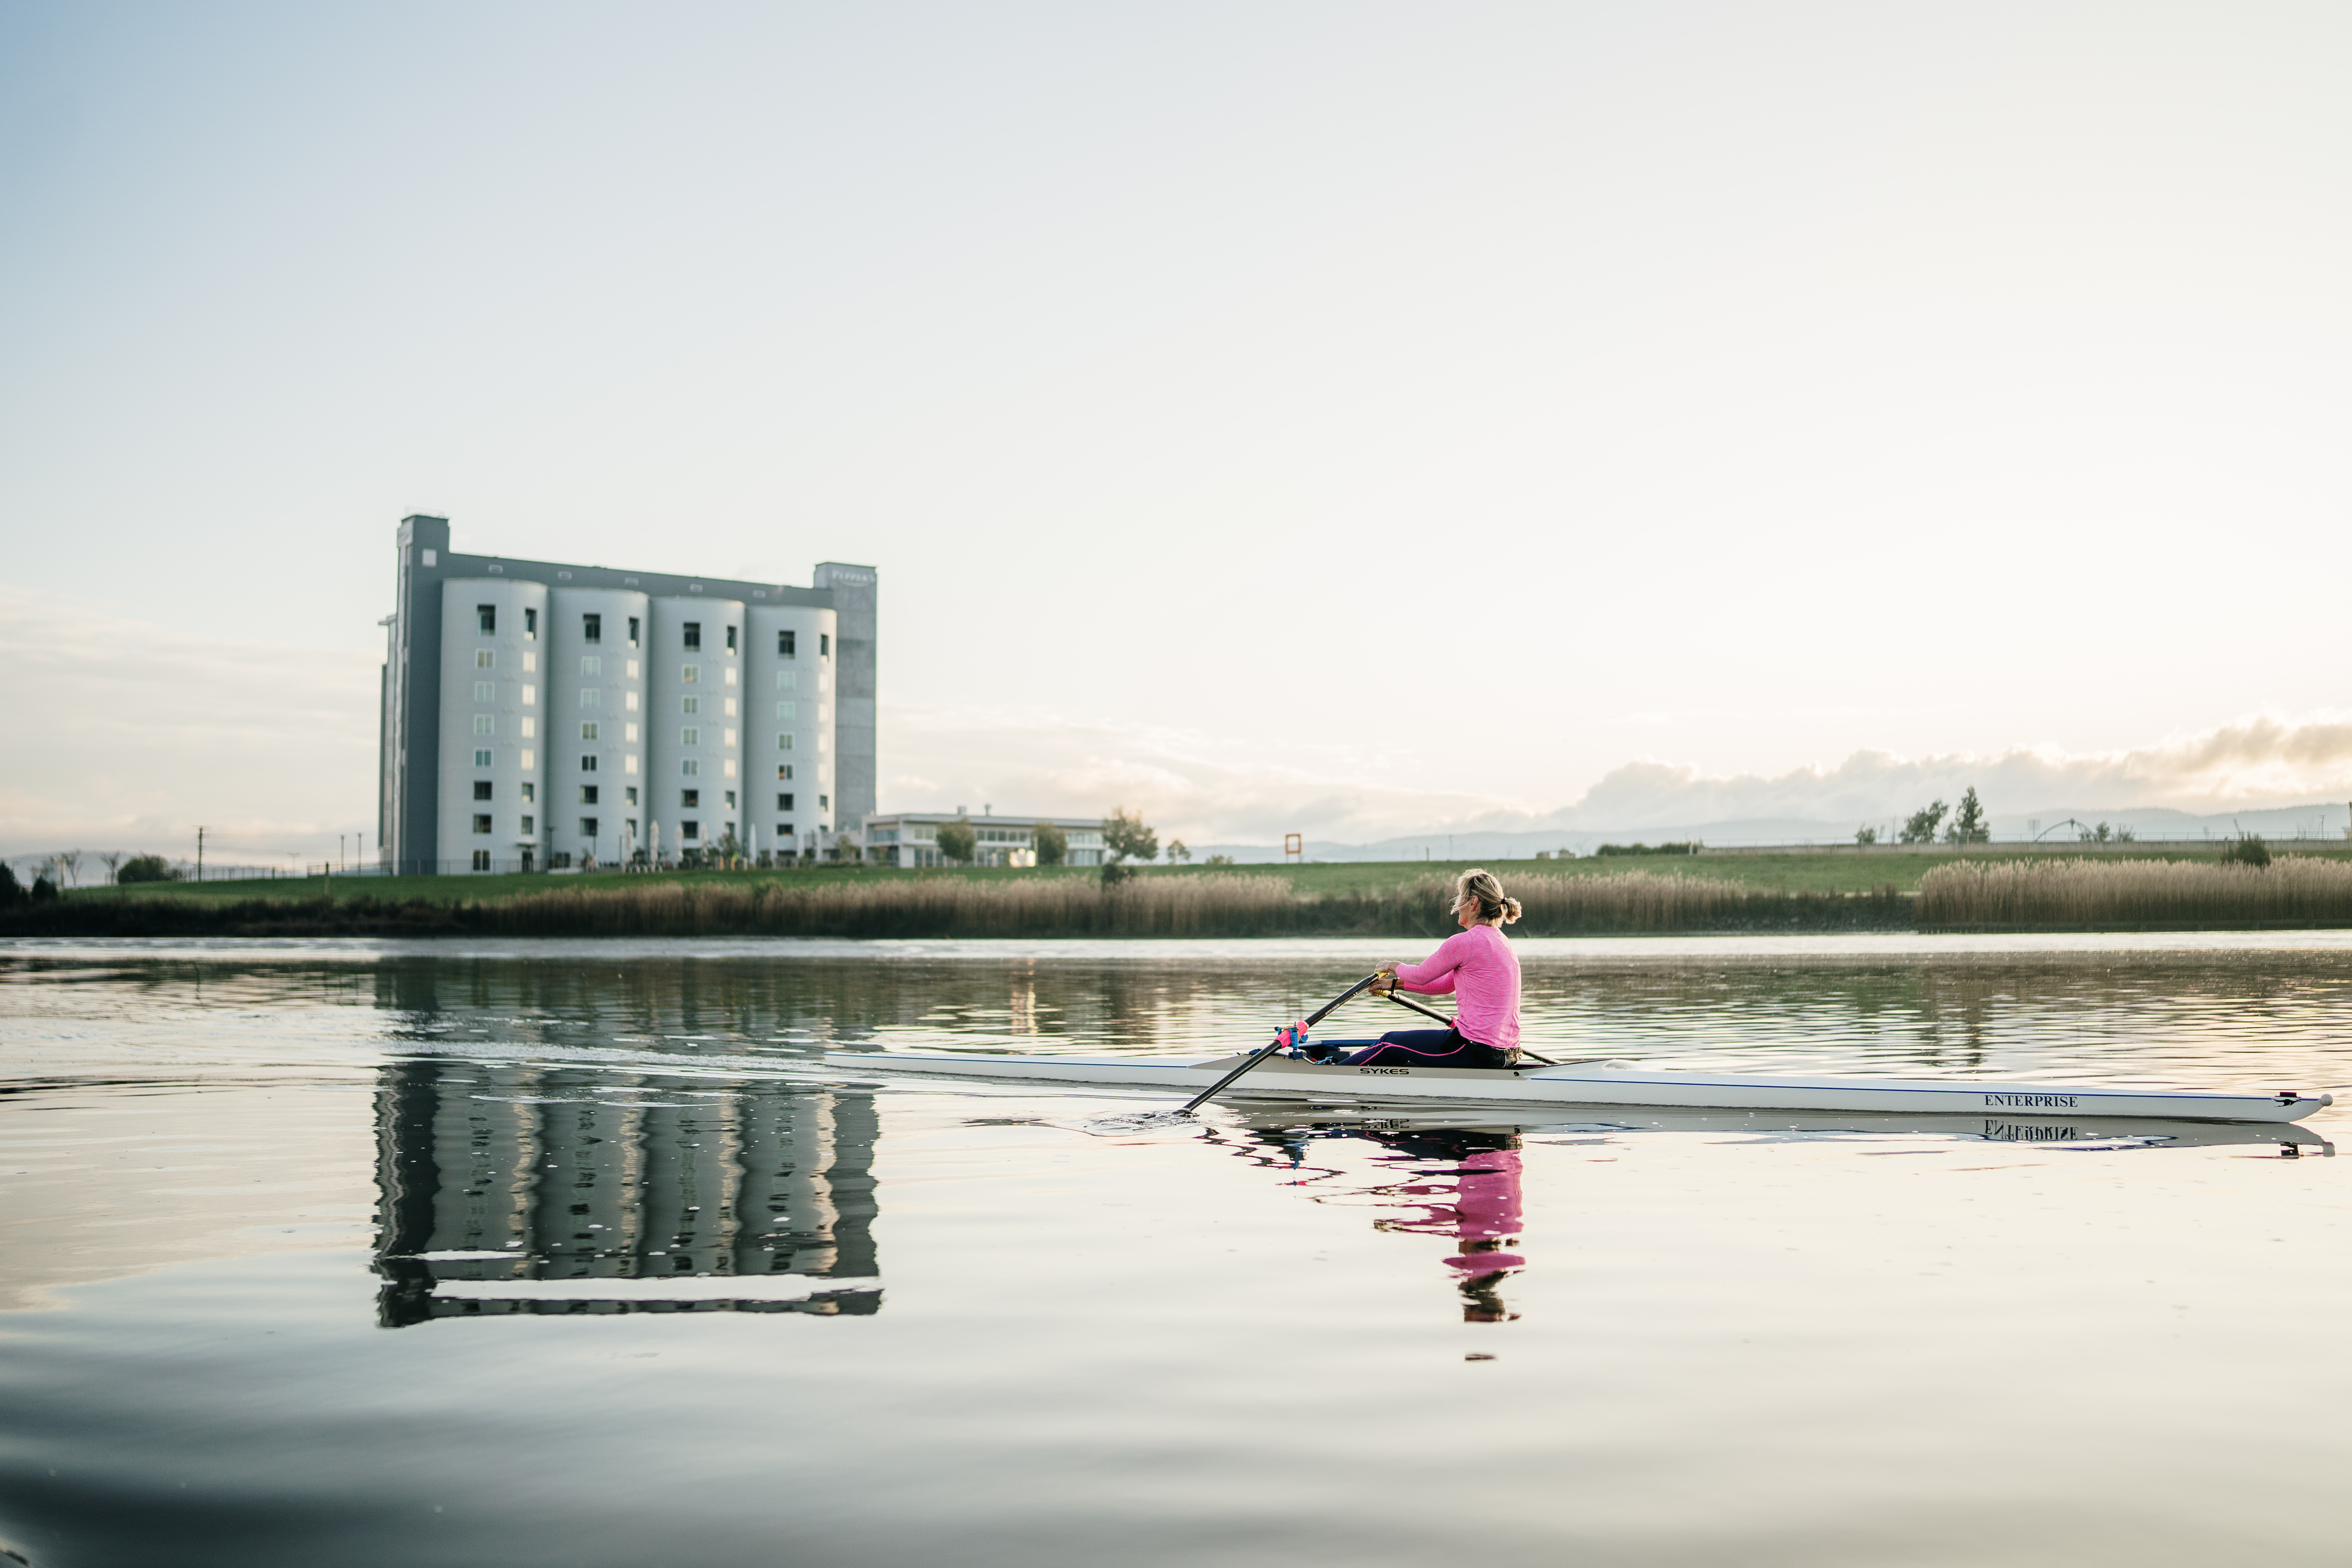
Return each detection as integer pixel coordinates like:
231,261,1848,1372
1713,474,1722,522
863,812,1108,868
380,516,877,874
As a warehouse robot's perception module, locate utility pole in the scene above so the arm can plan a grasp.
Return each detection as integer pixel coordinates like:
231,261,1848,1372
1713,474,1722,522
194,826,206,883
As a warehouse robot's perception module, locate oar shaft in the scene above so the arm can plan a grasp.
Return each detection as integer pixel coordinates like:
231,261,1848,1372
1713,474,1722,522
1183,972,1379,1114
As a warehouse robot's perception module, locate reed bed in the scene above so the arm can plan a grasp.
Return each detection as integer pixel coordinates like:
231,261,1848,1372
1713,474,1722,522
4,871,1910,938
1918,855,2352,928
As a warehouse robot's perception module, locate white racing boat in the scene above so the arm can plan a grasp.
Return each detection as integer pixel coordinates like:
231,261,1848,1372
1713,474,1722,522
824,1048,2332,1124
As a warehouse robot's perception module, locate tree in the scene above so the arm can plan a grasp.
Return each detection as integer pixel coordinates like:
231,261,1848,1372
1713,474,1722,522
1103,808,1157,865
1898,801,1948,844
56,850,82,887
1944,787,1990,845
1033,822,1068,866
30,874,57,903
99,851,125,883
0,863,22,907
1854,826,1878,845
2222,834,2271,868
1166,839,1191,864
935,818,977,864
117,854,180,883
1203,853,1235,866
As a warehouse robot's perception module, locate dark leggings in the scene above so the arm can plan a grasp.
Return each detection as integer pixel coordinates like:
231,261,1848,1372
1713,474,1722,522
1341,1028,1518,1070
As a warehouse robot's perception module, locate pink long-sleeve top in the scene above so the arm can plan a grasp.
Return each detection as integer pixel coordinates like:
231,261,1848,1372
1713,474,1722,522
1394,923,1521,1051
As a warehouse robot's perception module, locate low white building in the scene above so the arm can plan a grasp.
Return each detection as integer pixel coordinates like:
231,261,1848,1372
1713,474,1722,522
863,812,1107,868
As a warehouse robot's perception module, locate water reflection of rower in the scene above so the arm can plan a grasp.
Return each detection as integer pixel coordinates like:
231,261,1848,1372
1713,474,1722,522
1224,1116,1530,1324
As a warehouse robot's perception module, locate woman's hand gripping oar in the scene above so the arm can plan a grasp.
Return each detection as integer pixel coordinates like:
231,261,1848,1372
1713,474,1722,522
1182,972,1384,1114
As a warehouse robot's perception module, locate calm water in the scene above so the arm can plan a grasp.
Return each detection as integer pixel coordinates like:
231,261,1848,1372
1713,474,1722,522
6,934,2352,1567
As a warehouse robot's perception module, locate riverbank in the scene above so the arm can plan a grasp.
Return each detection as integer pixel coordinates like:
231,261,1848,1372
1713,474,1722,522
18,852,2352,939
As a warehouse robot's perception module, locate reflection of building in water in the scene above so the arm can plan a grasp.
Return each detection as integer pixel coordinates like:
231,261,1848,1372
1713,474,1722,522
373,1062,880,1326
1234,1117,1529,1324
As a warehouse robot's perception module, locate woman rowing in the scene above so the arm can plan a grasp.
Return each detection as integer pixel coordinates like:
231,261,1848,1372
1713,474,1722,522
1342,868,1523,1069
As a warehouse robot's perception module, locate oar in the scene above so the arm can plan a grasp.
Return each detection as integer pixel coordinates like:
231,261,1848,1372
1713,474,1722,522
1183,973,1382,1114
1378,990,1559,1067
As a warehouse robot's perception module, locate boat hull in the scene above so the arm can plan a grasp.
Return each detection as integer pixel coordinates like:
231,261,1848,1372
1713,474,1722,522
822,1049,2331,1124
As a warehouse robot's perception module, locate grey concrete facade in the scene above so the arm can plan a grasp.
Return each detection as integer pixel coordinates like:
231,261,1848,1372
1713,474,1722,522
381,516,877,875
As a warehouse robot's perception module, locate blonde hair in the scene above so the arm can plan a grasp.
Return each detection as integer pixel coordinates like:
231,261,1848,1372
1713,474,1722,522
1454,868,1522,925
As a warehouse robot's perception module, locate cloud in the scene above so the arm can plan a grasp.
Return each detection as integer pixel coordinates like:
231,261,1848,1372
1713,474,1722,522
1546,716,2352,832
0,585,379,861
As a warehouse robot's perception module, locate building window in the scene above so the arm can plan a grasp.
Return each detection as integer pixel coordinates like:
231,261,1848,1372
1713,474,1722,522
583,614,602,644
521,685,535,706
682,696,700,715
624,817,638,838
723,758,736,778
473,814,493,834
820,633,830,658
474,715,495,735
723,729,737,747
776,822,792,837
580,817,599,837
778,630,795,657
681,759,699,776
681,820,700,841
580,785,600,804
776,701,796,720
816,733,828,752
474,781,493,801
624,692,639,713
524,608,537,638
817,670,830,693
723,790,737,809
581,722,599,740
682,789,700,808
627,616,640,647
580,754,598,772
682,727,699,745
625,787,639,806
478,604,496,634
625,659,640,679
520,782,534,801
581,656,601,677
777,792,793,810
521,750,534,770
475,681,494,702
474,748,493,767
777,764,793,781
471,850,490,871
776,670,796,691
726,625,737,653
624,723,639,742
681,665,698,684
723,666,737,686
624,755,639,775
519,718,535,738
520,815,534,834
723,697,737,717
819,794,829,810
476,650,494,669
777,732,794,751
683,622,701,650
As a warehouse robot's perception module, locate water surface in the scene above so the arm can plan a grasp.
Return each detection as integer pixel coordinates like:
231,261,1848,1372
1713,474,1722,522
5,935,2351,1566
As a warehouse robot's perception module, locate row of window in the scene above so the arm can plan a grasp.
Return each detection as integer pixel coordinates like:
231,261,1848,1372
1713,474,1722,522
462,753,828,787
476,606,831,663
466,660,823,694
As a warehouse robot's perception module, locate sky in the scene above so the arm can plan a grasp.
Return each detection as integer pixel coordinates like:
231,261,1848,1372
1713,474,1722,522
5,1,2352,864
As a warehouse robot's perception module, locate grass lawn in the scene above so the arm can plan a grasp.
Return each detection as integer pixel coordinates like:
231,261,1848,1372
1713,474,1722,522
69,846,2352,908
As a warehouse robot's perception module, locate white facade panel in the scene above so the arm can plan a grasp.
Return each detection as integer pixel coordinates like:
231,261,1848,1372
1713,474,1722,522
746,603,839,857
438,578,549,872
646,595,745,862
547,587,649,868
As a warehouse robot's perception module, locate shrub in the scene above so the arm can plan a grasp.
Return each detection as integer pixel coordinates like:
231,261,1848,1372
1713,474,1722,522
1594,842,1699,857
2220,835,2272,868
1033,822,1067,866
117,854,181,883
935,819,976,863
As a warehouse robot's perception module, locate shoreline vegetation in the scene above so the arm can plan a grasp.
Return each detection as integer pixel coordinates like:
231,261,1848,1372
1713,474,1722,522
9,849,2352,938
